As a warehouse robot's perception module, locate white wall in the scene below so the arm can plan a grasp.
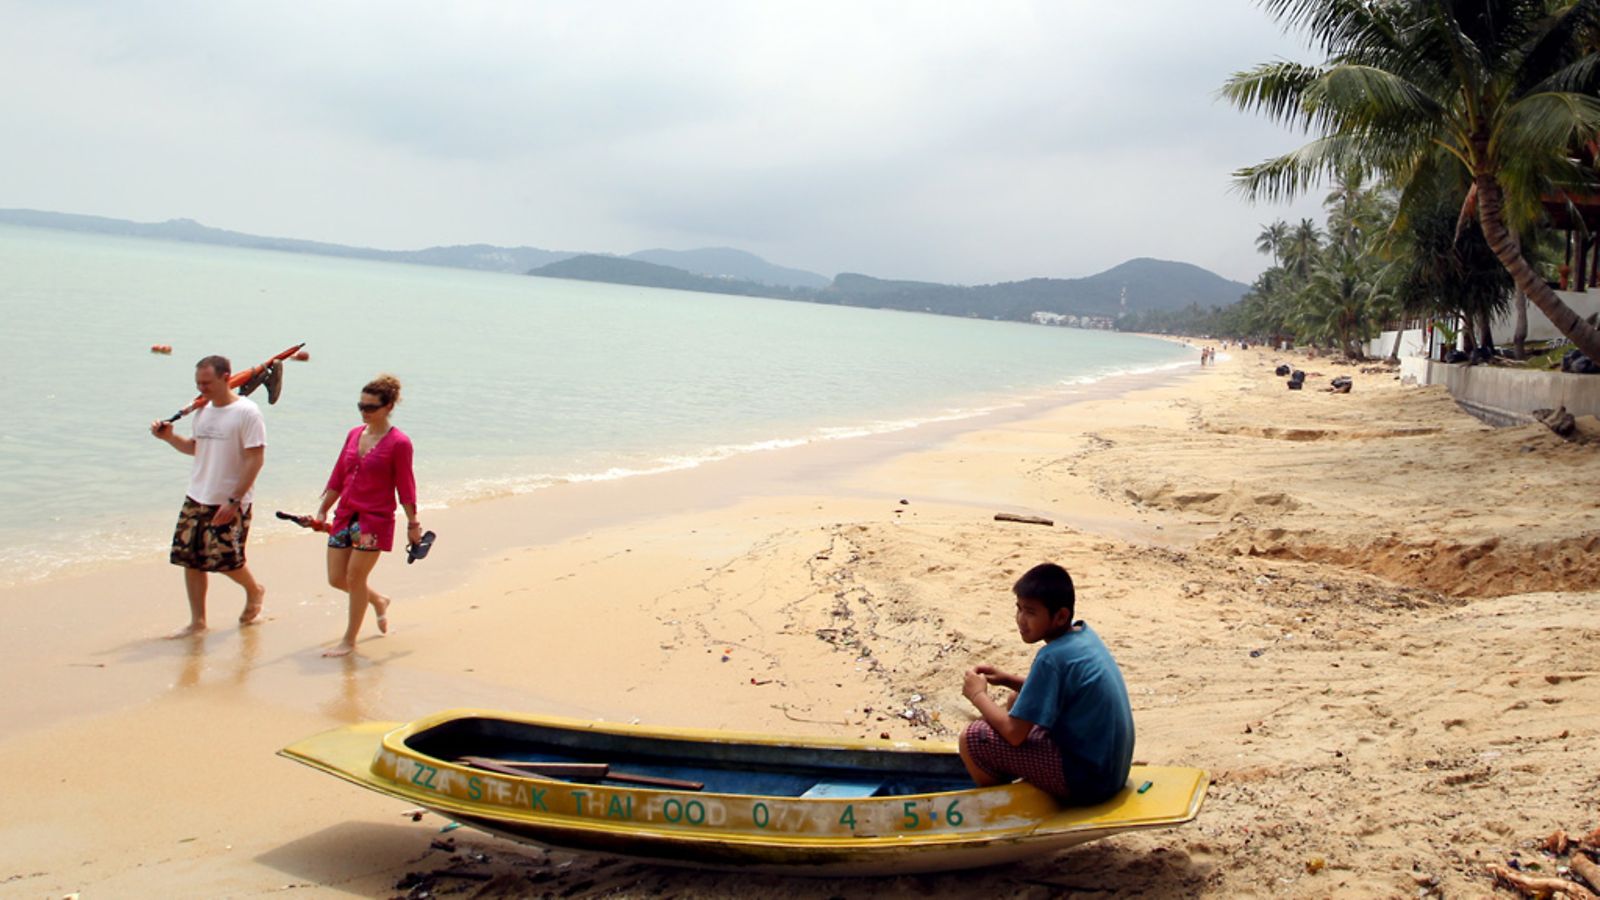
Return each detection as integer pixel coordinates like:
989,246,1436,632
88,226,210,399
1364,328,1429,359
1365,290,1600,359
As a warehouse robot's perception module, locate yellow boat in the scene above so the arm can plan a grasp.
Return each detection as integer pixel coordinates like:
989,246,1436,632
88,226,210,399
280,708,1208,875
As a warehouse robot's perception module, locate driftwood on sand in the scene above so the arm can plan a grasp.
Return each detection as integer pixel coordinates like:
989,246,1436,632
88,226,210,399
994,512,1053,526
1486,863,1598,899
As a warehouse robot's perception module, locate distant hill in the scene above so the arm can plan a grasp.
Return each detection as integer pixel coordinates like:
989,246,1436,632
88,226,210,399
0,208,580,273
531,254,1248,323
531,255,808,300
818,259,1249,318
3,207,1250,323
627,247,830,289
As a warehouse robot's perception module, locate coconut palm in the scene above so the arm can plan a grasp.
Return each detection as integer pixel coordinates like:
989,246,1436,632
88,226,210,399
1221,0,1600,362
1282,218,1324,284
1256,219,1291,266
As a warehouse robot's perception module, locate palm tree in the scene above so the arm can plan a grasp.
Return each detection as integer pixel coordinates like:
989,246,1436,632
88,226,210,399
1221,0,1600,363
1282,218,1324,285
1386,161,1516,359
1256,219,1290,267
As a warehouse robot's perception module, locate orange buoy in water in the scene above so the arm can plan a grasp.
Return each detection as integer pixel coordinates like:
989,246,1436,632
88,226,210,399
150,344,173,354
293,349,310,361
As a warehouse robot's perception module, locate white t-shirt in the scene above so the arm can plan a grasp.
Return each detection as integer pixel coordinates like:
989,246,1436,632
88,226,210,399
186,397,267,506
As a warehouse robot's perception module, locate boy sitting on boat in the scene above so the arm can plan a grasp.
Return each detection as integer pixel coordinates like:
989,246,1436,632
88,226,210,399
959,562,1134,805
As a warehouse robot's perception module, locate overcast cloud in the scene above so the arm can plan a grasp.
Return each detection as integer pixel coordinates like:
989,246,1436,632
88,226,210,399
0,1,1328,284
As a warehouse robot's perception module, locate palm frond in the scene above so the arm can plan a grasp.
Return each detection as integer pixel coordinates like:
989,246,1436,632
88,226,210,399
1232,134,1364,203
1515,0,1600,92
1307,64,1445,131
1258,0,1406,56
1492,92,1600,161
1421,1,1488,106
1524,54,1600,97
1219,60,1326,129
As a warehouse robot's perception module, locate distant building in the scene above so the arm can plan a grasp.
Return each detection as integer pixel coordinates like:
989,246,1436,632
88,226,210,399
1030,311,1114,330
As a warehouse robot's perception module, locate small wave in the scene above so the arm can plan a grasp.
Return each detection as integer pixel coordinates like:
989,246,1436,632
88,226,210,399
422,401,1033,505
1057,358,1195,387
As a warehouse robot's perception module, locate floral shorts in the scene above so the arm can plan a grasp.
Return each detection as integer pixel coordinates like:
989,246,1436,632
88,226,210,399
962,719,1071,801
170,497,251,572
327,513,386,552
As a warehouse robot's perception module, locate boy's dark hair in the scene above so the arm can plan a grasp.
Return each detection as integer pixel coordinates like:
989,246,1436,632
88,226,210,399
1013,563,1075,618
195,354,232,377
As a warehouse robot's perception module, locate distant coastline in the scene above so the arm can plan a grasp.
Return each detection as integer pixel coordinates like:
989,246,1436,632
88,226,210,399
1,207,1249,324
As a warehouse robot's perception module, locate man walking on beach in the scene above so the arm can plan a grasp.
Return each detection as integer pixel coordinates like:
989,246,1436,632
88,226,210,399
150,355,268,636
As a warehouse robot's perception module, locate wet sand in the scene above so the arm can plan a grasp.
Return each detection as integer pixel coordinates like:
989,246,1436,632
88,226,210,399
3,349,1598,898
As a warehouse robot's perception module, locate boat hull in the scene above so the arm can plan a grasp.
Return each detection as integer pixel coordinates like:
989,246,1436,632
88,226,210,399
280,709,1208,876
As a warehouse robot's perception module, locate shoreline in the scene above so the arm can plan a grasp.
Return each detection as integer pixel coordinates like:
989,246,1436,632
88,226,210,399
5,347,1596,898
0,361,1202,743
0,357,1195,592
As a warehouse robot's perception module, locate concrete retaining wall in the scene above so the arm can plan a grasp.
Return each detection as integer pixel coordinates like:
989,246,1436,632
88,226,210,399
1400,359,1600,424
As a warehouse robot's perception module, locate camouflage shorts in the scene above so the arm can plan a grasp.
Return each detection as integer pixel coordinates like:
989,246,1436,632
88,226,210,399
170,497,252,572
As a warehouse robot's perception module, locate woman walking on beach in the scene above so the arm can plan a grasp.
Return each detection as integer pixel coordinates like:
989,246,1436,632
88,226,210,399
315,374,420,657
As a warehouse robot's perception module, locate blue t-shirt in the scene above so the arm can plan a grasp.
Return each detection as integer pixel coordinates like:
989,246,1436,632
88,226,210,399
1008,622,1135,804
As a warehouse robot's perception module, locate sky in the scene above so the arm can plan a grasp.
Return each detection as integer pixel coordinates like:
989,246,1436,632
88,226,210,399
0,1,1329,286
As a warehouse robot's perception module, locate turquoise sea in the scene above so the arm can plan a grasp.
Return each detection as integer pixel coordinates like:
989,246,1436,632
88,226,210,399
0,224,1191,583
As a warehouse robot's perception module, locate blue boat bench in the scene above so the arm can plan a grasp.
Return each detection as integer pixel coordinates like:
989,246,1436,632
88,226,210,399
800,779,884,799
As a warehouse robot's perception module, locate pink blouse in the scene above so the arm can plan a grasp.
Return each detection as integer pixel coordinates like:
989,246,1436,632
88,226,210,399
325,426,417,520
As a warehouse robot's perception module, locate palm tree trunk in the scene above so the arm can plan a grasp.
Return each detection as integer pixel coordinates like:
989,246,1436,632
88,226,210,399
1477,173,1600,362
1511,291,1528,360
1388,322,1405,362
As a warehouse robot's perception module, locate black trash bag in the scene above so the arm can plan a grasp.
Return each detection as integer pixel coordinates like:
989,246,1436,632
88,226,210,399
1287,379,1303,391
1290,370,1306,383
1562,349,1600,374
1329,375,1352,393
1445,349,1469,364
1275,364,1292,377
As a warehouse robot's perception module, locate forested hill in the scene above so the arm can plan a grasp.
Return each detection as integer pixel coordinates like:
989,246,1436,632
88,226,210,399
0,208,580,272
817,259,1249,318
4,207,1248,321
530,255,810,299
627,247,829,289
530,255,1250,320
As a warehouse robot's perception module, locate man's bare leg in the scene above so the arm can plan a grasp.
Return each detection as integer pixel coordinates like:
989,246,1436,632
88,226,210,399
221,565,267,625
168,567,209,638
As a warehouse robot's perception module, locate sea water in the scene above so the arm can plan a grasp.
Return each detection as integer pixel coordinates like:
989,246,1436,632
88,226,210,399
0,223,1191,583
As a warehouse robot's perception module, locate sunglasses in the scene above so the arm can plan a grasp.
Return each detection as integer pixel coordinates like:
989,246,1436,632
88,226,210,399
357,402,386,413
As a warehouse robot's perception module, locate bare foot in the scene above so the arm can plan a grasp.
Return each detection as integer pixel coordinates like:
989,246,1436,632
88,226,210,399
240,585,268,625
369,593,390,634
166,622,207,639
322,642,356,658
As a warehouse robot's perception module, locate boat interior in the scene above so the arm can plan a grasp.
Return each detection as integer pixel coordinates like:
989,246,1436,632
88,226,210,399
404,715,976,799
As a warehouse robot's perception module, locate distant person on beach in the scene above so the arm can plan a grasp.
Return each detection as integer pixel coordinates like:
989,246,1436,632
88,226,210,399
315,374,419,657
149,354,268,637
959,562,1134,805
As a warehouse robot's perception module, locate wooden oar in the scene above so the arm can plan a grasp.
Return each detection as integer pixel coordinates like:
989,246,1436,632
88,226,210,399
458,757,608,779
458,757,704,790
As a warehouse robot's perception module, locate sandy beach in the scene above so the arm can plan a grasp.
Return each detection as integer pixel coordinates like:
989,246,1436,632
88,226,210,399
4,348,1598,899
